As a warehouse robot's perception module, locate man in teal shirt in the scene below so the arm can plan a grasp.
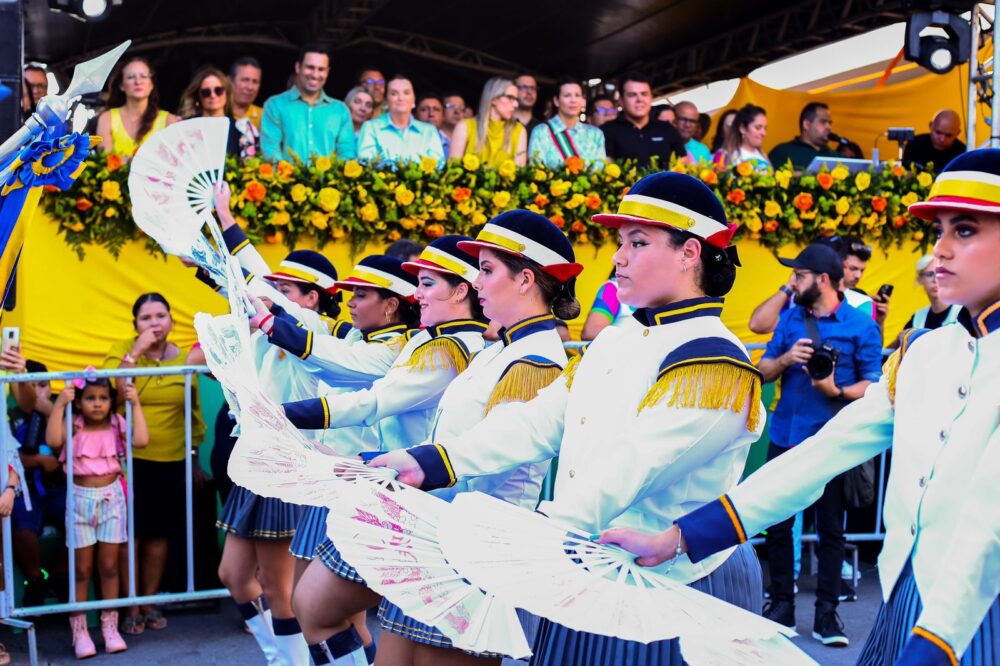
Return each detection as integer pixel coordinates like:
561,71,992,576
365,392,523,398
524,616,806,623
261,43,356,162
675,101,712,164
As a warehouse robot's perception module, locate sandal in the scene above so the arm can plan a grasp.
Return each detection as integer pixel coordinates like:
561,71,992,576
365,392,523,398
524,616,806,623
120,614,145,635
142,608,167,630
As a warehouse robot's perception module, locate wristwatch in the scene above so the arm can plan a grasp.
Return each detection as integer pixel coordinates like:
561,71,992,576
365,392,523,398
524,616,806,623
779,285,793,297
5,483,20,497
836,385,845,401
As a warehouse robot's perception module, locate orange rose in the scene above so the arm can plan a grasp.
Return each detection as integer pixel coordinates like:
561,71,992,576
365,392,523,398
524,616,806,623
817,173,833,190
726,188,746,205
276,160,295,179
264,230,284,244
893,215,906,228
699,169,718,185
892,164,904,177
763,220,779,233
584,193,601,210
43,184,59,193
793,192,814,212
565,156,585,175
534,194,550,208
425,224,445,238
75,198,93,211
451,187,472,203
570,220,587,233
245,181,267,203
871,196,887,212
549,215,565,228
106,154,122,172
258,163,274,178
735,161,754,177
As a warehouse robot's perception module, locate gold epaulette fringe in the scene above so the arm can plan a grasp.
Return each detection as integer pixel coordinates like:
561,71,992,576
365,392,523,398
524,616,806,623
483,361,562,416
385,334,409,352
638,363,763,432
882,348,902,406
561,354,582,391
400,337,470,373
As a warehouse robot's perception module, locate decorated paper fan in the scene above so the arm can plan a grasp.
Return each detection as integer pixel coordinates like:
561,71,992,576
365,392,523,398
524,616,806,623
327,481,532,659
129,116,229,232
436,492,816,665
194,313,402,505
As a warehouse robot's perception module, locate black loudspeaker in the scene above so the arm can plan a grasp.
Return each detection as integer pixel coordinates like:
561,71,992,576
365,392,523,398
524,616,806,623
0,0,23,143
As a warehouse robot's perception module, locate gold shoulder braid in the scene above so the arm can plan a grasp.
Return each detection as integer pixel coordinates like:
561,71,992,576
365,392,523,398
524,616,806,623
637,338,763,432
884,327,930,407
400,336,471,373
483,357,562,416
560,354,583,391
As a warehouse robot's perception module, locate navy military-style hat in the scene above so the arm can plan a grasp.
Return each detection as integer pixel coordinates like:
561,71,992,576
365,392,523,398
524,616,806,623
593,172,737,249
402,235,480,283
334,254,418,301
457,209,583,282
265,250,339,294
909,148,1000,220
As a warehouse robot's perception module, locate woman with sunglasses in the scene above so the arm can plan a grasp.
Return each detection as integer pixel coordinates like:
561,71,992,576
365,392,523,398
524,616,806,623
603,149,1000,666
449,77,527,168
95,57,177,158
178,66,259,159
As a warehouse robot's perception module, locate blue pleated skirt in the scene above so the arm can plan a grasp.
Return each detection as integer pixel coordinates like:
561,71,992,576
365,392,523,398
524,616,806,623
290,505,329,560
531,542,763,666
857,559,999,665
215,485,300,540
315,536,366,584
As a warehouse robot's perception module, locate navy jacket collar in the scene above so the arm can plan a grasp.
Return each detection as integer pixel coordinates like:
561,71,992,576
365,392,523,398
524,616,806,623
497,314,557,346
425,319,488,338
360,323,408,342
633,297,724,327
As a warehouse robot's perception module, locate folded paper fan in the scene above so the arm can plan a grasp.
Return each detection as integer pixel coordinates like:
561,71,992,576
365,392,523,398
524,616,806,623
437,492,815,665
328,481,532,659
129,116,229,232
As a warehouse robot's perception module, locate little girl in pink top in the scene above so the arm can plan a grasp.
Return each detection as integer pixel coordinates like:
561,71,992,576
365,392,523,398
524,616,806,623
47,376,148,659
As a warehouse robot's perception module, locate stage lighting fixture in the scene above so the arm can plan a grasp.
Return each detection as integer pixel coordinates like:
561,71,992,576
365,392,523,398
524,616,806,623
47,0,121,22
902,0,977,74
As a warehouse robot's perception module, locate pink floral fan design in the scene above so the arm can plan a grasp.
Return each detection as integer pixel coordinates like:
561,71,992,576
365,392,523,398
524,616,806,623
436,492,816,665
327,481,532,659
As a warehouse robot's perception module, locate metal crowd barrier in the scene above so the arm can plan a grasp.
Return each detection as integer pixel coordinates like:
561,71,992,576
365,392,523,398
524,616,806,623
0,365,227,666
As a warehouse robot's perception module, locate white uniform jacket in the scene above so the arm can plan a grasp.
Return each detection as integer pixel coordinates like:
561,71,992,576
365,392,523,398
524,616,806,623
423,315,567,508
413,297,764,583
284,320,487,453
678,303,1000,662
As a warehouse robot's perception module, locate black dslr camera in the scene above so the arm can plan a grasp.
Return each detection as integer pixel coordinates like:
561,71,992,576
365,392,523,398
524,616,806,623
806,342,839,381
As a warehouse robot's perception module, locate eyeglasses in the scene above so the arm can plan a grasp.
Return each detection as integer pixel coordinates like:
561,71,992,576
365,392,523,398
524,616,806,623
675,117,699,125
124,72,152,82
594,107,617,116
445,102,465,111
498,94,518,103
517,84,537,92
200,86,225,98
850,241,873,255
792,270,814,282
919,270,936,279
362,77,386,86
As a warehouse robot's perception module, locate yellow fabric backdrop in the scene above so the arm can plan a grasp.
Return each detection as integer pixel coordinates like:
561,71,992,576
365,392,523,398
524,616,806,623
719,67,990,156
13,209,931,372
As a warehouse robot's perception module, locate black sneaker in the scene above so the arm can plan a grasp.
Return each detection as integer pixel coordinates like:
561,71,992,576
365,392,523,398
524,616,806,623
762,600,796,628
812,603,849,647
839,580,857,602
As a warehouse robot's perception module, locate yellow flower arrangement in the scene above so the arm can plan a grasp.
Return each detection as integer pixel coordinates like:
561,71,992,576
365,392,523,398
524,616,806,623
44,152,938,257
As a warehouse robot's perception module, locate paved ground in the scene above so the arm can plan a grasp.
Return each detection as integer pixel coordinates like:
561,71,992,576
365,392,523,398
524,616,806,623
3,564,882,665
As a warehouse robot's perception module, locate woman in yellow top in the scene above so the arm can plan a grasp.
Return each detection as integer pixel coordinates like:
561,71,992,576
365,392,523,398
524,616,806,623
449,77,527,168
95,58,178,158
102,293,205,634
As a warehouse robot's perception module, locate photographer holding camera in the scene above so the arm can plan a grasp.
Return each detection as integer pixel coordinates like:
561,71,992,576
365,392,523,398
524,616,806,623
756,243,883,646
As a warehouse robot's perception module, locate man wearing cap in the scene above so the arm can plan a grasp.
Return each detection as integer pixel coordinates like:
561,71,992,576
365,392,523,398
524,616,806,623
753,243,883,646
